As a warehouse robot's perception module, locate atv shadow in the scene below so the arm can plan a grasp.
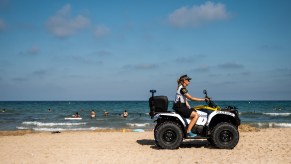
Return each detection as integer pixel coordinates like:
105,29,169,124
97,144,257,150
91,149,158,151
136,139,155,146
180,139,214,149
136,139,216,149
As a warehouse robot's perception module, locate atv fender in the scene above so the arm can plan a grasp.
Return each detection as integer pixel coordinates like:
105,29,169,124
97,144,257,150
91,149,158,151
207,110,235,126
155,112,188,127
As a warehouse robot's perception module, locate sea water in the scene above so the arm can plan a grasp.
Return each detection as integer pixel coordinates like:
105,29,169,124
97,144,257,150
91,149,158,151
0,101,291,131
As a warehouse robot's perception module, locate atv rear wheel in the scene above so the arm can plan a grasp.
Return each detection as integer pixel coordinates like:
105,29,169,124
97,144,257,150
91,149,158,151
212,122,239,149
155,121,183,149
154,124,161,148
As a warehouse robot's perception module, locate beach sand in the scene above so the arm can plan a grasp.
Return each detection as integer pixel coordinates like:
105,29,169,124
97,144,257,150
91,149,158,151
1,126,291,164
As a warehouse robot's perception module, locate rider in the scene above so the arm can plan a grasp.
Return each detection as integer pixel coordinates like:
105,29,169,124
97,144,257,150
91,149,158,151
173,75,208,138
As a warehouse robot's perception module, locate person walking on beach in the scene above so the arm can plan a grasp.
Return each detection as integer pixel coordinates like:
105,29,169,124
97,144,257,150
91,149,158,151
173,74,208,138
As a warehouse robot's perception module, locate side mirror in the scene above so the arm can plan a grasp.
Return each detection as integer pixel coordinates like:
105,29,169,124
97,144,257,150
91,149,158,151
203,90,207,95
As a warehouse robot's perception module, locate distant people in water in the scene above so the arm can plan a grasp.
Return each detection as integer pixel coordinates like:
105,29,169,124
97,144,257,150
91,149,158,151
2,109,6,112
72,112,80,118
273,107,282,111
48,108,51,112
122,110,128,118
104,111,109,116
90,110,96,118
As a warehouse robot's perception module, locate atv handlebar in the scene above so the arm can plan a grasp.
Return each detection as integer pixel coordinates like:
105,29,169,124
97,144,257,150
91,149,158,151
203,90,217,108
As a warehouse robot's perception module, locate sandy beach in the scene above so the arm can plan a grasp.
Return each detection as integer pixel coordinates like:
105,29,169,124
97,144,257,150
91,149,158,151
1,127,291,164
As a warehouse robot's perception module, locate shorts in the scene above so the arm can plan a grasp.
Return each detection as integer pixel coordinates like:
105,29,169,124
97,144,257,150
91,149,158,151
174,106,193,118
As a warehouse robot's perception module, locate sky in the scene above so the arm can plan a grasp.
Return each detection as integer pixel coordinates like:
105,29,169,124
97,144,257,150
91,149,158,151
0,0,291,101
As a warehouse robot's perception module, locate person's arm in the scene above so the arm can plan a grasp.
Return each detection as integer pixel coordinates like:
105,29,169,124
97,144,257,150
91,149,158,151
185,93,205,102
186,100,190,109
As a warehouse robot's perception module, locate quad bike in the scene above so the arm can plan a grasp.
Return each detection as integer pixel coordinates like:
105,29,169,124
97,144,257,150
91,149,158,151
149,90,240,149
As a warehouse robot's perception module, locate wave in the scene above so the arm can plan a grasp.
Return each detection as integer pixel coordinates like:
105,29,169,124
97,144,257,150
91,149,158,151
17,127,106,131
239,112,262,115
239,112,291,117
263,113,291,116
255,122,291,128
126,123,150,127
22,121,87,126
17,126,30,130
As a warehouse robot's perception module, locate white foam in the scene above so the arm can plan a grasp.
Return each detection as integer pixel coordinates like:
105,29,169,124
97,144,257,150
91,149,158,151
256,122,291,128
32,127,106,132
271,123,291,128
17,126,30,130
263,113,291,116
22,121,87,126
126,123,150,127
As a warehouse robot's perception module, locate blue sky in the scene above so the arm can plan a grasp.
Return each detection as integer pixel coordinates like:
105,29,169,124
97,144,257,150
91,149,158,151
0,0,290,101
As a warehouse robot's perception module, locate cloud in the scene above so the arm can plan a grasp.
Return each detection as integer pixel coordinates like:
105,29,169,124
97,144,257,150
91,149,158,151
94,50,112,56
168,1,230,28
45,4,90,38
18,46,41,56
33,70,47,76
258,44,282,51
175,55,206,63
0,0,10,11
27,46,41,55
217,62,244,69
270,68,291,77
192,65,210,72
11,77,28,82
241,71,251,76
93,25,110,38
123,63,158,70
71,56,103,65
0,18,6,31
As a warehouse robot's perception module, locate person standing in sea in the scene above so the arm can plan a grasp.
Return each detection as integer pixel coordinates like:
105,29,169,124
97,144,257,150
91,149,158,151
123,110,128,118
173,75,208,138
90,110,96,118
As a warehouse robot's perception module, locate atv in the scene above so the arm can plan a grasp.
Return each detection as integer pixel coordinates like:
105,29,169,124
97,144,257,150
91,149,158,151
149,89,240,149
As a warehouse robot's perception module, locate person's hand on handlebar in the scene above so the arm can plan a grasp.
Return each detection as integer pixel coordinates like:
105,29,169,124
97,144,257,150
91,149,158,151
199,98,209,102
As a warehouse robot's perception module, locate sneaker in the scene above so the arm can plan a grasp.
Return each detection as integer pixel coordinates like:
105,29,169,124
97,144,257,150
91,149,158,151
186,132,197,138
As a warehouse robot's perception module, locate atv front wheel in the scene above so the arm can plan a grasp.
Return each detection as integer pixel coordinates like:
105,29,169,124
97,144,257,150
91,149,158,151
155,121,183,149
207,138,215,146
212,122,239,149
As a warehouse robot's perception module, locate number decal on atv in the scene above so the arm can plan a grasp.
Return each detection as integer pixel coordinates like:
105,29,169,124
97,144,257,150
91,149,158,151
216,111,235,117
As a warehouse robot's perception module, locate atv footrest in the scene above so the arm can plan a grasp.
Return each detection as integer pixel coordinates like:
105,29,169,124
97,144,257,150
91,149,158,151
185,136,205,139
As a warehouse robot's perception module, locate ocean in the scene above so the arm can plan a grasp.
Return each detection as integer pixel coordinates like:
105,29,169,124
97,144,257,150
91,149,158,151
1,100,291,132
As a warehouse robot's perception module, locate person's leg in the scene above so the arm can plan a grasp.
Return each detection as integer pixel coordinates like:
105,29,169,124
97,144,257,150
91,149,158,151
187,111,199,133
